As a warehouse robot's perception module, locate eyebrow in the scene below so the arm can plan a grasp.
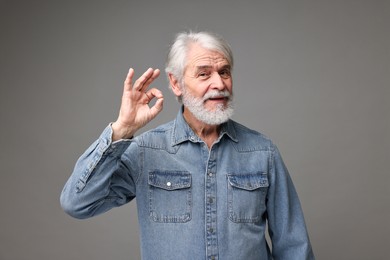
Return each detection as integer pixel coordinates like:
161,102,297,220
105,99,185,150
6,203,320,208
195,64,231,71
195,65,212,71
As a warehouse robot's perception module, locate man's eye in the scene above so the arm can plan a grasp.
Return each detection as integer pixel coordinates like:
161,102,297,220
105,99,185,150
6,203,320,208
198,72,210,78
220,69,231,78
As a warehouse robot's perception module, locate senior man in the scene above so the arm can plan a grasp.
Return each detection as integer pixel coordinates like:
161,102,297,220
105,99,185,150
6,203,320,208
61,31,315,260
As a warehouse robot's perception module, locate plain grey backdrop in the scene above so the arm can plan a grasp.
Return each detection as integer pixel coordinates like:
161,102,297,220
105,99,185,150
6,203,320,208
1,0,389,259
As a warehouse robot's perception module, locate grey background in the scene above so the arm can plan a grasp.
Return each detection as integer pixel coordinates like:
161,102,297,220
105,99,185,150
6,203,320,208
1,0,389,259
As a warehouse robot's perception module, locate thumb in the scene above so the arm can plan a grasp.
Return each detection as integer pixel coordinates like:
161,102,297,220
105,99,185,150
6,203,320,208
147,88,164,117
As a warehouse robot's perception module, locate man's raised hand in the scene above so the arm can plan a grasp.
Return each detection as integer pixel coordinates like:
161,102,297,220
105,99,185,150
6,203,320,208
112,68,164,141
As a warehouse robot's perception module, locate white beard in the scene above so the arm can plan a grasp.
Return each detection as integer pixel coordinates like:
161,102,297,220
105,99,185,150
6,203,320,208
181,87,234,125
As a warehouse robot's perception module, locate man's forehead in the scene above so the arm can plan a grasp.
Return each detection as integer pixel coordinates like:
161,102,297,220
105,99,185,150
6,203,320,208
187,44,229,67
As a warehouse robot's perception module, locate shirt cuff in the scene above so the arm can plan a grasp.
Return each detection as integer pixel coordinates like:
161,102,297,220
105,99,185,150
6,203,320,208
99,123,132,156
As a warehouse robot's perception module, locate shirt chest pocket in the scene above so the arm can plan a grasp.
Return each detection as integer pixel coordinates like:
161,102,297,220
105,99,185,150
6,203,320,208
227,173,269,223
148,171,192,223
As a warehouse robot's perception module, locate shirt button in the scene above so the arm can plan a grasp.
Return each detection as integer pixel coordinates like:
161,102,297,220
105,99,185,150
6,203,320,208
208,197,214,203
166,182,171,187
208,172,213,177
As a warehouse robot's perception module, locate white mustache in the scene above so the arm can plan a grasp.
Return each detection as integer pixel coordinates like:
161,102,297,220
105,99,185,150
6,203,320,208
203,90,232,101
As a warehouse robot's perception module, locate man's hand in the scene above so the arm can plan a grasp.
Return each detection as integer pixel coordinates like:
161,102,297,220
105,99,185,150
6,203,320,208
111,68,164,141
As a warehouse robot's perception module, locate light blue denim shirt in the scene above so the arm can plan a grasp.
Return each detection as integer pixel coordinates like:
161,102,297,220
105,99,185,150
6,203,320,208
61,109,315,260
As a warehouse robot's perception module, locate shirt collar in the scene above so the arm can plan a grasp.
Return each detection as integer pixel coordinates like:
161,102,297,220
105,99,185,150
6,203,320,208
171,106,238,146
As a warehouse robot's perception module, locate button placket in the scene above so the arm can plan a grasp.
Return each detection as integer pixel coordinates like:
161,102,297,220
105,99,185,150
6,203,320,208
205,146,218,259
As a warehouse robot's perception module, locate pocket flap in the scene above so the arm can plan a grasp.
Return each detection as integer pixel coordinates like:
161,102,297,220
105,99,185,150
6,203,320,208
148,171,191,190
227,173,269,190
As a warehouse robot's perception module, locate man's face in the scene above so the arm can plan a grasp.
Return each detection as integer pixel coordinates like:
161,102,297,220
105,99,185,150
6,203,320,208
181,44,234,125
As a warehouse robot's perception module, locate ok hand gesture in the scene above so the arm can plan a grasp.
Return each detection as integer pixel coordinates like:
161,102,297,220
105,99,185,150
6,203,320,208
112,68,164,141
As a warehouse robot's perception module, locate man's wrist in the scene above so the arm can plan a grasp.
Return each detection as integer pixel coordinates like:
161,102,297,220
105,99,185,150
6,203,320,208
111,121,136,141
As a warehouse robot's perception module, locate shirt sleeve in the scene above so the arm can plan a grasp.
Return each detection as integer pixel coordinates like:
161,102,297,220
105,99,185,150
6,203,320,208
60,124,137,219
266,144,315,259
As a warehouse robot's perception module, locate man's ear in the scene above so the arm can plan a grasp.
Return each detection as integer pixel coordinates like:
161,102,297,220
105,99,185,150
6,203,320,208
168,73,183,97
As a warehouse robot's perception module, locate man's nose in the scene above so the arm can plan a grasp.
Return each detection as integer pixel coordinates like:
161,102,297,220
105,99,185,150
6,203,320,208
209,72,225,90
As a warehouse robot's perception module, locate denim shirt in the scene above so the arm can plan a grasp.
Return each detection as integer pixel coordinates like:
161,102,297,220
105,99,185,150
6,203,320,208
61,109,315,260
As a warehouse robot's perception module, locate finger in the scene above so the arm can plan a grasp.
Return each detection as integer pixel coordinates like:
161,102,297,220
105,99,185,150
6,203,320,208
134,68,161,92
133,68,155,91
140,69,160,92
151,97,164,115
147,88,164,116
145,87,163,100
123,68,135,92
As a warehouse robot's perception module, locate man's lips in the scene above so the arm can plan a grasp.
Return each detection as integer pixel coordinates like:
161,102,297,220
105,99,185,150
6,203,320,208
205,96,228,103
208,96,226,100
